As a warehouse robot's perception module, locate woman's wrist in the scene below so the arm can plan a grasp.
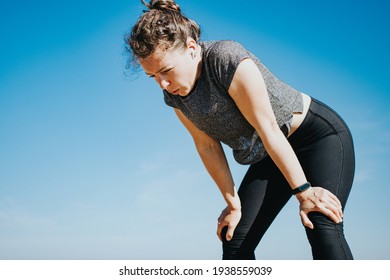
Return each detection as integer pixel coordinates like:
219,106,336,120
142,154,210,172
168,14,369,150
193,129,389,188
294,184,314,203
228,202,241,211
225,186,241,210
292,182,311,195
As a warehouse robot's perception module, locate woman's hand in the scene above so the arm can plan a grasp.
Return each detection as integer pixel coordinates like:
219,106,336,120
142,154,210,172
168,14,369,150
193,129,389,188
296,186,343,229
217,206,242,242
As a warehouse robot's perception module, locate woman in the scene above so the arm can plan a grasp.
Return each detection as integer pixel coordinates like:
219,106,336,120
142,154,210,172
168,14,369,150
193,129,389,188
126,0,355,260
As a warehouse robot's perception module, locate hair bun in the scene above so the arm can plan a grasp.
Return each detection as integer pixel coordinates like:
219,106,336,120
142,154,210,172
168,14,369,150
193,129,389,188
143,0,181,13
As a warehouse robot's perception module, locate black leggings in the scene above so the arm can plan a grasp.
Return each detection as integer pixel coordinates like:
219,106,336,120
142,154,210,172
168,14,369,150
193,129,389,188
222,98,355,260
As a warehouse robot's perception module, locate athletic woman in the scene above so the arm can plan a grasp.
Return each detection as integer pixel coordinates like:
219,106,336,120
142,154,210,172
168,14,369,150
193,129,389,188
126,0,355,259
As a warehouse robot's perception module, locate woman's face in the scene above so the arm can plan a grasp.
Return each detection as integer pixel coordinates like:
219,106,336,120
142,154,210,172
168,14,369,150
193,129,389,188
139,40,201,97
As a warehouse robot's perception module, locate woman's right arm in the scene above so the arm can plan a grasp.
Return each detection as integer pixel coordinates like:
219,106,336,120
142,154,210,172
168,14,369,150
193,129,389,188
174,109,241,241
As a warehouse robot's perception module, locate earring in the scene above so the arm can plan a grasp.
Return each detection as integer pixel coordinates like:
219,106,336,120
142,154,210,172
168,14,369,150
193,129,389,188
191,51,196,59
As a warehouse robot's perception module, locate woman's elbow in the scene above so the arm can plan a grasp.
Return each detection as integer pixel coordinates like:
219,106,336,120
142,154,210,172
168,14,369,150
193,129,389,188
195,138,221,155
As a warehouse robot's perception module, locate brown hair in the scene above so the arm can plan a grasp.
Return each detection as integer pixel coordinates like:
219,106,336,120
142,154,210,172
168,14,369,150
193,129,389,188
125,0,201,72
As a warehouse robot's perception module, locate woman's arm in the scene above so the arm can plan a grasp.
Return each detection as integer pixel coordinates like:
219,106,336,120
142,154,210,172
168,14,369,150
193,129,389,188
229,59,306,189
228,58,343,228
174,109,241,240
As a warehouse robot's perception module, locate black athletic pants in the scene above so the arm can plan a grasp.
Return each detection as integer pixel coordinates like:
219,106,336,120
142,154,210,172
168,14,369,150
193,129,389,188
222,98,355,260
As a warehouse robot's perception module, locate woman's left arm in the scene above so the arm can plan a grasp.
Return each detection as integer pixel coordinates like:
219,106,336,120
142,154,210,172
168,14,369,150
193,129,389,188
228,58,343,229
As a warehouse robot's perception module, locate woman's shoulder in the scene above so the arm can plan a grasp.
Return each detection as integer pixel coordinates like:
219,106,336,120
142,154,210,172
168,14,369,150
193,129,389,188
200,40,253,90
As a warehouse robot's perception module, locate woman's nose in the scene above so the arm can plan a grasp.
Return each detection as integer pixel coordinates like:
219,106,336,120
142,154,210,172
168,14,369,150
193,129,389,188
159,78,170,90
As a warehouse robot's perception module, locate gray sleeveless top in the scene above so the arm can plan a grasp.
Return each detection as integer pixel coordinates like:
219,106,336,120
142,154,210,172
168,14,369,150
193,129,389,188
163,40,303,165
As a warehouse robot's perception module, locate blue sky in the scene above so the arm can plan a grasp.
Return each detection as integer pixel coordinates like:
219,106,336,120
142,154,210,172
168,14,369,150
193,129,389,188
0,0,389,259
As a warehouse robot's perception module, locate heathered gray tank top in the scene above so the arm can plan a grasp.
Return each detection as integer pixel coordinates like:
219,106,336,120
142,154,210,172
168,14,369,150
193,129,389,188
164,40,303,165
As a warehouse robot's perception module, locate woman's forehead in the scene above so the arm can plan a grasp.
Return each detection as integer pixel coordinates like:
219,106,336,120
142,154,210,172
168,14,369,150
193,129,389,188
139,48,182,73
139,49,167,71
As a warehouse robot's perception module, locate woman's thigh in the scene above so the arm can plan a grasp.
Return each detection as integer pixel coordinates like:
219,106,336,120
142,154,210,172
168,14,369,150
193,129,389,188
290,99,355,259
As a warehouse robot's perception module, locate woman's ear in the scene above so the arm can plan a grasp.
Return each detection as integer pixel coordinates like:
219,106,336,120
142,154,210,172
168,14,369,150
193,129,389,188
186,37,197,51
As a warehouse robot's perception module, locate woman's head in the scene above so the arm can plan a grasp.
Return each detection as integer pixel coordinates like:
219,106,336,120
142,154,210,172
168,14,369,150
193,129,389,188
126,0,203,96
126,0,201,63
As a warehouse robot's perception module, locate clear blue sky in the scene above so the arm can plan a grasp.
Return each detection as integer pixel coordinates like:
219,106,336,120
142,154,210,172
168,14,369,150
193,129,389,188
0,0,389,259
